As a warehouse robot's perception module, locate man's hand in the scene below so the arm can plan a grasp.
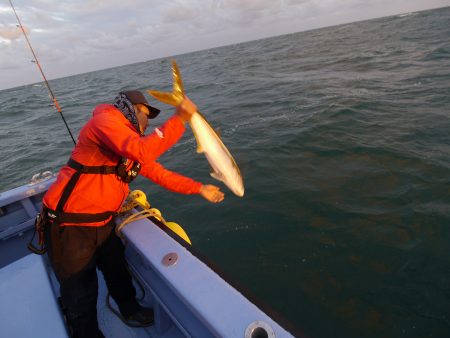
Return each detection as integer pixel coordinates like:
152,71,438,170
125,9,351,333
176,96,197,123
200,185,225,203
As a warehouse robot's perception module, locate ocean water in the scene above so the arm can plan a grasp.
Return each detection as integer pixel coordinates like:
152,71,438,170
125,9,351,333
1,6,450,338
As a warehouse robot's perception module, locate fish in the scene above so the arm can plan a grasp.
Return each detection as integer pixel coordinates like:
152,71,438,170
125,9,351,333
147,60,245,197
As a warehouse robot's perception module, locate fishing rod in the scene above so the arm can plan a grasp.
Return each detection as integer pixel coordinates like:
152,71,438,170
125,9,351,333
8,0,76,144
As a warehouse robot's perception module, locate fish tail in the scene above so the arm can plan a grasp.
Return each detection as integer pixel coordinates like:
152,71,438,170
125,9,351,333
147,60,185,107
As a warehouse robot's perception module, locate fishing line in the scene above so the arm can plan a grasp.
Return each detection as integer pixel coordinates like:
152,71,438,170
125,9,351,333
8,0,76,144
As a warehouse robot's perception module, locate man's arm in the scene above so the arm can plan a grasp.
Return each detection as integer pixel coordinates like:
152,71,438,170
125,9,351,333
89,97,198,164
141,162,224,203
140,161,202,194
90,112,185,164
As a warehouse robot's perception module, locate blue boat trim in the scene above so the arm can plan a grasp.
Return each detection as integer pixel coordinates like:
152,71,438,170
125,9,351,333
119,214,297,337
147,215,305,337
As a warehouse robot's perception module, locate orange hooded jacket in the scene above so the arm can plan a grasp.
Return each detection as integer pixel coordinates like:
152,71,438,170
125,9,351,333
43,104,202,226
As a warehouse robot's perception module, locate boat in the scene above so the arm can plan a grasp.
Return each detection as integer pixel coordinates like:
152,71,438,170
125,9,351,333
0,173,300,337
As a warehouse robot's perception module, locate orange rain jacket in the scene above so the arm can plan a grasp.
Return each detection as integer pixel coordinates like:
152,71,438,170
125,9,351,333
43,104,202,226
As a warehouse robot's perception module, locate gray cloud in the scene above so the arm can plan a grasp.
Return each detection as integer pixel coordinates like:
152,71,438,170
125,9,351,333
162,2,201,23
0,25,23,40
1,0,449,90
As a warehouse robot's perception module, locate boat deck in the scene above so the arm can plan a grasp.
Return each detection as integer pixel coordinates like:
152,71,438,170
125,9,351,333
0,253,67,337
97,260,184,338
0,245,185,338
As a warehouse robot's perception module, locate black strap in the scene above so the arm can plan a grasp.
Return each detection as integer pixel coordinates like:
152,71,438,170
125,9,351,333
56,170,81,212
27,212,47,255
67,158,116,174
46,208,114,223
51,158,116,224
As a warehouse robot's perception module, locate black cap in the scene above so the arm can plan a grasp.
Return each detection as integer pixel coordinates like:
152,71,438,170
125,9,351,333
122,90,160,119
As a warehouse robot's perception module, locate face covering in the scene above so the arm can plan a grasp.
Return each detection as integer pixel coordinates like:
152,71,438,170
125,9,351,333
113,92,141,135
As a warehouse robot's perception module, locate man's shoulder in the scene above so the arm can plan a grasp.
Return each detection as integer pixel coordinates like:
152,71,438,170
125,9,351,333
92,104,120,117
90,104,127,124
85,104,134,138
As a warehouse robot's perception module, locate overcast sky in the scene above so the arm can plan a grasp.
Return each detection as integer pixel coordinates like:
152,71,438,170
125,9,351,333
0,0,449,90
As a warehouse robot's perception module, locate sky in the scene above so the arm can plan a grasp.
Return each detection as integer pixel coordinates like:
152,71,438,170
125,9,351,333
0,0,449,90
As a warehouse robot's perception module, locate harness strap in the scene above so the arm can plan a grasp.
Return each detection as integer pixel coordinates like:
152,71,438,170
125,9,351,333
56,170,81,212
51,158,116,224
67,158,116,174
46,208,114,223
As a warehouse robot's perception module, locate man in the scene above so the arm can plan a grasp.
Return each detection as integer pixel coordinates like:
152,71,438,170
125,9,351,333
42,90,224,338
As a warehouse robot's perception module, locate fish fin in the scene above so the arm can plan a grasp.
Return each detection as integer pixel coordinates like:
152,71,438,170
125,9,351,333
147,60,185,106
172,60,185,98
210,171,224,182
196,143,204,153
147,90,181,106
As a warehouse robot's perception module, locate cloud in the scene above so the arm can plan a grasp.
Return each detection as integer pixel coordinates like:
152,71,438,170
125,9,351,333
222,0,282,12
84,32,129,50
162,2,201,23
0,25,23,40
156,0,317,36
1,0,447,90
27,0,140,15
32,10,65,28
0,55,22,70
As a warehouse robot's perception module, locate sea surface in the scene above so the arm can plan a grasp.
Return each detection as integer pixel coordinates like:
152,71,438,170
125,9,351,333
1,6,449,338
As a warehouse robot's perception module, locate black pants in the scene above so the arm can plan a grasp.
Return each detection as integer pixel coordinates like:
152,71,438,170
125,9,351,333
44,220,139,338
